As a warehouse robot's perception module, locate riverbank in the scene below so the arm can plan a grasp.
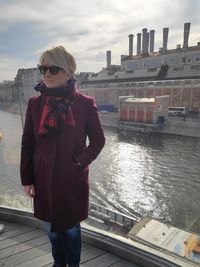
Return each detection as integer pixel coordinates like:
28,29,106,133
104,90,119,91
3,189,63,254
98,112,118,128
0,102,20,114
99,112,200,138
160,116,200,138
1,105,200,138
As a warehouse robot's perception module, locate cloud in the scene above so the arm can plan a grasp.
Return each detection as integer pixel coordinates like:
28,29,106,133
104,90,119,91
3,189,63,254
0,54,36,81
0,0,199,81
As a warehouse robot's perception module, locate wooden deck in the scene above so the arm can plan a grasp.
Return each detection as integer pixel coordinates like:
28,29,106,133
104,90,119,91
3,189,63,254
0,220,139,267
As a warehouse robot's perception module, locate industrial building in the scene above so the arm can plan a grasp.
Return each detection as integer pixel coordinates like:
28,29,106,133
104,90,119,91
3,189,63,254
118,95,169,124
79,22,200,114
80,79,200,113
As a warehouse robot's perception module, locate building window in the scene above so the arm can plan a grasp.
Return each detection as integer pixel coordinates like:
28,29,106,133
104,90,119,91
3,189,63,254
181,57,186,63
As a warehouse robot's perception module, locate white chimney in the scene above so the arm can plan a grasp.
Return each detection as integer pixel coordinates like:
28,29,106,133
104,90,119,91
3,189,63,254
142,28,148,54
183,22,191,48
128,34,134,56
163,27,169,51
137,33,142,56
106,50,111,68
149,30,155,53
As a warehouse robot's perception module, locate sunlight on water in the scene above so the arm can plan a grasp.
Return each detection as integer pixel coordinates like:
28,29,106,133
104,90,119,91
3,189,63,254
0,193,32,211
90,129,200,231
1,110,200,231
1,110,22,164
0,110,32,211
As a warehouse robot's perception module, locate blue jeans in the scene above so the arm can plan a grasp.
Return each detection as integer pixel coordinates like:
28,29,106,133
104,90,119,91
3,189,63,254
44,222,81,267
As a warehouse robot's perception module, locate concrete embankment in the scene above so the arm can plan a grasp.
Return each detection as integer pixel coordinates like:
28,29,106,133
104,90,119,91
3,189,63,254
1,107,199,138
0,102,25,114
159,118,200,138
99,112,200,138
98,112,118,128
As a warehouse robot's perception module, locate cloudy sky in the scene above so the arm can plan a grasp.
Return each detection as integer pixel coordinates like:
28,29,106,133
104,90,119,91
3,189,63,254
0,0,200,81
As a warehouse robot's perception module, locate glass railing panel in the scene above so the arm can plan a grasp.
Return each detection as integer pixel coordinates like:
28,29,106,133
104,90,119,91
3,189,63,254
89,125,200,234
0,88,32,212
0,70,199,266
88,125,200,265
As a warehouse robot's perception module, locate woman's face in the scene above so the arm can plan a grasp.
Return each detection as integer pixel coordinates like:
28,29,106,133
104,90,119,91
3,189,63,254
42,59,71,88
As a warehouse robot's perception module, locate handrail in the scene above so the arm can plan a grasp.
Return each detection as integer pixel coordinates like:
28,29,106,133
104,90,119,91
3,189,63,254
18,87,24,129
89,202,140,229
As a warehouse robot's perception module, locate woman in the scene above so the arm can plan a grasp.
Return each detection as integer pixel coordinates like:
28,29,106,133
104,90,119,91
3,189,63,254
20,46,105,267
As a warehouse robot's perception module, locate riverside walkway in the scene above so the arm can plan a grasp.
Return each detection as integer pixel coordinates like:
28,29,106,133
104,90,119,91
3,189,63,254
0,219,138,267
0,207,198,267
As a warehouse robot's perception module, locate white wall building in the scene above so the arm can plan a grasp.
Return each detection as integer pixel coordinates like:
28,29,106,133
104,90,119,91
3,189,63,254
15,68,42,102
0,81,15,102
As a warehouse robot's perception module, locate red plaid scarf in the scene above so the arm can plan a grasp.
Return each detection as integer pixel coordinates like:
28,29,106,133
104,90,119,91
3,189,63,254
39,96,75,135
34,78,76,135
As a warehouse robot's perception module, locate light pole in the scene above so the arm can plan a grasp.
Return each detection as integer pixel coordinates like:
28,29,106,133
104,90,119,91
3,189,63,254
0,131,5,234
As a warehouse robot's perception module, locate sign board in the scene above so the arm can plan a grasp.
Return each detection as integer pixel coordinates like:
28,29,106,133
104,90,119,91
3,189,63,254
128,218,200,264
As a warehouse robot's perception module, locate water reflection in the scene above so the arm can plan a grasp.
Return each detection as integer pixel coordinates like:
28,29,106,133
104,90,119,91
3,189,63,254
0,110,32,211
90,129,200,231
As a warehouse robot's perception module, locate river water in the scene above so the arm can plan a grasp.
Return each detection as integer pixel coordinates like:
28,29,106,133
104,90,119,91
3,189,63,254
0,109,200,231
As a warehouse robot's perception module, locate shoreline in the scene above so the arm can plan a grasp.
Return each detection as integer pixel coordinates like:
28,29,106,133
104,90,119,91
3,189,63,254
1,105,200,138
0,102,24,114
99,112,200,138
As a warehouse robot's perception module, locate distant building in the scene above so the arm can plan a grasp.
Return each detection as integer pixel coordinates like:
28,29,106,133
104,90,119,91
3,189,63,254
78,22,200,113
74,72,92,86
14,68,42,102
13,69,90,102
0,68,92,104
79,79,200,113
0,81,15,102
118,95,169,124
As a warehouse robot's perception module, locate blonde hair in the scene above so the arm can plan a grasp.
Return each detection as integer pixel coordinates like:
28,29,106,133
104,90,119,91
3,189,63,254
39,46,76,75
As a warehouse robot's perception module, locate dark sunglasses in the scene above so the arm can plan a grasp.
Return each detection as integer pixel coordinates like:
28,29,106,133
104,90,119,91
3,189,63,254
38,65,63,75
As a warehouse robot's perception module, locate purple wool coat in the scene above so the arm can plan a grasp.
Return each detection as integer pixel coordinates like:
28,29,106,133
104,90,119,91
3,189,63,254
20,90,105,231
